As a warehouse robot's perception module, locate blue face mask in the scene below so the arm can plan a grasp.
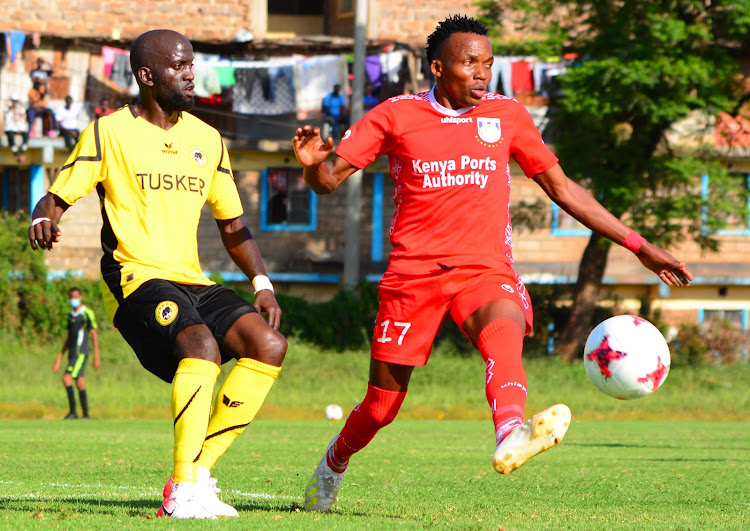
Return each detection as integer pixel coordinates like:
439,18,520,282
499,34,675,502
69,298,81,309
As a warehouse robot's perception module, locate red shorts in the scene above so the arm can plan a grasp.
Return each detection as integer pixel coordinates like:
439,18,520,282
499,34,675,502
371,265,533,367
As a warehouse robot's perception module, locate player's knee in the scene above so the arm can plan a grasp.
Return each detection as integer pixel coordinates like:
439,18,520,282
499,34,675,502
76,379,85,391
256,329,288,367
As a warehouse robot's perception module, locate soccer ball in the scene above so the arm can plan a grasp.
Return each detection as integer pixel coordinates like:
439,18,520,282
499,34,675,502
325,404,344,421
583,315,671,400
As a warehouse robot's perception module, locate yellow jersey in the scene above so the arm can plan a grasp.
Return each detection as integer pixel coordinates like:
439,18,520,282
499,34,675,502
49,105,244,322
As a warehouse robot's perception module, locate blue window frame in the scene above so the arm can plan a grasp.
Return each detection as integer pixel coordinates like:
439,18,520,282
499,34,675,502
260,168,317,231
550,201,591,236
701,173,750,236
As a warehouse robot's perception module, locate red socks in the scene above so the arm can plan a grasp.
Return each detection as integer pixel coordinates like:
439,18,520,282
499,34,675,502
477,318,527,445
327,383,407,473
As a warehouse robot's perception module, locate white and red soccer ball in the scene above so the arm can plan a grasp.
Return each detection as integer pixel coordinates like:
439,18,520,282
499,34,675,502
583,315,671,400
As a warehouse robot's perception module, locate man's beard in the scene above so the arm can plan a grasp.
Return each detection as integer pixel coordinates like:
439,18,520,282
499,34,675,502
154,77,194,113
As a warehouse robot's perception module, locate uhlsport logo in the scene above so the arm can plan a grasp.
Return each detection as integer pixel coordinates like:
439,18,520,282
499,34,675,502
155,301,178,326
191,145,207,167
476,117,502,145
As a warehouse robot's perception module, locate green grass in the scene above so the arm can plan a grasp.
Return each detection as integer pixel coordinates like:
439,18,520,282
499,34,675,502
0,419,747,529
1,329,748,422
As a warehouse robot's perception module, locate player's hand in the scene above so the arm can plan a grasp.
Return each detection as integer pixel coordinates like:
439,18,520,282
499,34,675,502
28,218,62,251
637,243,693,287
53,359,61,372
292,125,335,167
93,357,100,370
253,289,282,330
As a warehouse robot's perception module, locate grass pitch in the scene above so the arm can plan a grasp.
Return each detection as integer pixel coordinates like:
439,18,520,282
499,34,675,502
0,418,747,529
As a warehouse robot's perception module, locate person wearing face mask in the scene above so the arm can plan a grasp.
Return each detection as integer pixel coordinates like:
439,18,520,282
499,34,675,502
54,287,100,419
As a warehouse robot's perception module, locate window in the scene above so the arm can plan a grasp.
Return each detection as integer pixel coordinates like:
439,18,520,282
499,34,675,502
550,201,591,236
260,168,317,231
702,173,750,236
338,0,354,16
268,0,324,15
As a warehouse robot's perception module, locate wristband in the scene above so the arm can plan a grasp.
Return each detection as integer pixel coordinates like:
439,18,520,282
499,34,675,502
622,230,646,254
31,217,51,227
252,274,274,294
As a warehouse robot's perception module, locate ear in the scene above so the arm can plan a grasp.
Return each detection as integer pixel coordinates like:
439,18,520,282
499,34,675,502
431,59,443,79
138,66,154,87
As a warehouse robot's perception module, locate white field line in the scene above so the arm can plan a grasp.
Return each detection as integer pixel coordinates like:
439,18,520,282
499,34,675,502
0,480,296,501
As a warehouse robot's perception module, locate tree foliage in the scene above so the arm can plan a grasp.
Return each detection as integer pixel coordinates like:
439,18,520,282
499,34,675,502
479,0,750,359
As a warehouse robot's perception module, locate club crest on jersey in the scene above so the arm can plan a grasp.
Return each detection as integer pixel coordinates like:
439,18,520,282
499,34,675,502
477,117,502,144
155,301,178,326
191,146,207,167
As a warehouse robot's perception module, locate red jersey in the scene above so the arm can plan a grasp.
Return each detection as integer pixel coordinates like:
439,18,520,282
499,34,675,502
335,87,558,275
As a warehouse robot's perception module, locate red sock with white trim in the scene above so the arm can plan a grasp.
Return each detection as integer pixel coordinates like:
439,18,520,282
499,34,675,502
326,383,407,473
477,318,527,445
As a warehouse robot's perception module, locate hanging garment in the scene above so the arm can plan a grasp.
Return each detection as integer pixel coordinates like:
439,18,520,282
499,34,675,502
511,60,533,93
8,31,26,63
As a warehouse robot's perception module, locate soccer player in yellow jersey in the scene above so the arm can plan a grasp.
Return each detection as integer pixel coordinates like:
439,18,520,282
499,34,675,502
28,29,287,520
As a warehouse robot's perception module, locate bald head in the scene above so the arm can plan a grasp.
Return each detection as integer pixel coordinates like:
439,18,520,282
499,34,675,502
131,30,191,74
130,29,196,116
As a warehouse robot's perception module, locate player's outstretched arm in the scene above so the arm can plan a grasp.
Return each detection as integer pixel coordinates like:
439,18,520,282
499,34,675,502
28,193,69,251
533,164,693,287
292,125,359,194
216,217,282,330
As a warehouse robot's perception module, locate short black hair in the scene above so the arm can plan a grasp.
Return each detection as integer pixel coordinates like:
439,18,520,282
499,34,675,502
69,287,81,295
426,14,488,62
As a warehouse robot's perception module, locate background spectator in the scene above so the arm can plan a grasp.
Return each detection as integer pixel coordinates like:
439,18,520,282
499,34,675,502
322,84,348,138
27,81,56,137
29,57,53,84
94,97,115,119
4,96,29,162
56,95,81,151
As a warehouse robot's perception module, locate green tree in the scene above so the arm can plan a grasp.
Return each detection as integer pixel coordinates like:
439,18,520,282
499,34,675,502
480,0,750,360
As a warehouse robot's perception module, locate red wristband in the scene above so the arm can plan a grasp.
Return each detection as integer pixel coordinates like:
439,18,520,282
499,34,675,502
622,230,646,254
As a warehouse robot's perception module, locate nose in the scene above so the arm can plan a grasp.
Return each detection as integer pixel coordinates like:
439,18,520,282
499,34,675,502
185,65,195,81
475,64,488,81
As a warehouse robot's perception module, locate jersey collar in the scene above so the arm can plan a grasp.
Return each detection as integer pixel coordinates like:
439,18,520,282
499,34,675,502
428,86,476,117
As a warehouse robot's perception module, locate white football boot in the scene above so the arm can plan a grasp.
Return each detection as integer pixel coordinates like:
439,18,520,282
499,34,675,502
160,467,238,517
304,437,347,512
195,467,239,517
492,403,571,474
157,481,217,519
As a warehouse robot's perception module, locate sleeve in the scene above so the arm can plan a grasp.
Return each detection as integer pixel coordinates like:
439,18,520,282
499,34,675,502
48,120,106,205
334,102,394,169
207,138,244,220
509,103,559,178
84,307,98,330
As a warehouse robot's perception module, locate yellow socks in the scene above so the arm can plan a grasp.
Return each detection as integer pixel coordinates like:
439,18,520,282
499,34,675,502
172,358,220,483
196,357,280,471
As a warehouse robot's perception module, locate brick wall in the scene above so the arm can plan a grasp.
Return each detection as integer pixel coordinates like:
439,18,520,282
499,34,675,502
369,0,479,45
4,0,258,42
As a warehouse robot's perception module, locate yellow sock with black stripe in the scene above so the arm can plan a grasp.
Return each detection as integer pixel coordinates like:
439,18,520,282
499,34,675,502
196,357,281,471
172,358,220,484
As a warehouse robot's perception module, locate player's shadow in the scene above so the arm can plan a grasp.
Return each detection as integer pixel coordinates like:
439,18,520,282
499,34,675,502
0,497,155,517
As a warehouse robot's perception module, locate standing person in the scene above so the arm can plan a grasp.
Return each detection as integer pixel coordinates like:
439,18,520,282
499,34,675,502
53,287,100,419
29,57,54,85
55,96,81,151
293,14,693,512
4,96,29,162
321,84,348,138
28,29,287,520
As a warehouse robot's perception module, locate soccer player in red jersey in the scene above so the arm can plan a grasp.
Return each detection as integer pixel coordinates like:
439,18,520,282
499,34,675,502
293,15,693,511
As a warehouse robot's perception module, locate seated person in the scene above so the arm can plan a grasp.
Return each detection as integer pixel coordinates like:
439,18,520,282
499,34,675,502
27,81,56,137
4,96,29,161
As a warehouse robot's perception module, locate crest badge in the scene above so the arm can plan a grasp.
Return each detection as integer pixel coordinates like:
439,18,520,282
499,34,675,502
191,145,207,167
477,117,502,144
